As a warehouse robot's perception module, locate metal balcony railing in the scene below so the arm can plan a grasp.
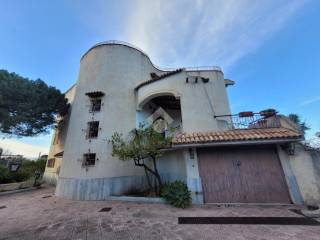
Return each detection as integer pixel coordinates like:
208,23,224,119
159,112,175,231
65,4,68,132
214,109,281,130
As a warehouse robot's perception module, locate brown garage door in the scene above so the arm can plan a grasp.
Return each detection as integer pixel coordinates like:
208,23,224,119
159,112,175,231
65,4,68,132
197,145,291,203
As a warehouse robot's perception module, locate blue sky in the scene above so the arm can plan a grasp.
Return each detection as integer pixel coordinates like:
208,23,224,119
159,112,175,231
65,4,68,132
0,0,319,157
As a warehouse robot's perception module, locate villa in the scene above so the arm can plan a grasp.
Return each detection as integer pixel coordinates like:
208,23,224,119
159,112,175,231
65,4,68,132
44,41,320,205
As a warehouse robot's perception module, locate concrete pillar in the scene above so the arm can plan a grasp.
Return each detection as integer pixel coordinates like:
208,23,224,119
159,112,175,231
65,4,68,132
277,145,304,204
184,148,204,204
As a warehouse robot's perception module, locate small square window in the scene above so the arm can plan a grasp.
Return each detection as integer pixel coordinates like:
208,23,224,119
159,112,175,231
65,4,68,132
83,153,96,166
90,98,102,112
47,158,55,168
87,121,99,139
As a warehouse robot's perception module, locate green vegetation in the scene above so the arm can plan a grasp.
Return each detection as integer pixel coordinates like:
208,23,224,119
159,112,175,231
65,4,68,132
161,181,191,208
288,113,310,135
0,158,46,184
0,69,68,136
109,124,172,195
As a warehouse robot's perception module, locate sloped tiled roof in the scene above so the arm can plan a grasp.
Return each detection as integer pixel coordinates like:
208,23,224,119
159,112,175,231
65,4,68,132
172,127,302,146
135,68,184,90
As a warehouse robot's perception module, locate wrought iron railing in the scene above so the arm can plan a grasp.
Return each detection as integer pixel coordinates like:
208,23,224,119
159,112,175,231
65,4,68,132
214,109,281,130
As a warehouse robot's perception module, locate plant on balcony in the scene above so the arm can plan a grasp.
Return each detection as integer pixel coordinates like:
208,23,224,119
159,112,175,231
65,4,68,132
109,124,172,196
288,113,310,135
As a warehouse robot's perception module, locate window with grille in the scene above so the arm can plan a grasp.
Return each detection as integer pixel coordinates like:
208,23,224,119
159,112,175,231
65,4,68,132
90,98,102,112
47,158,55,168
87,121,99,138
83,153,96,166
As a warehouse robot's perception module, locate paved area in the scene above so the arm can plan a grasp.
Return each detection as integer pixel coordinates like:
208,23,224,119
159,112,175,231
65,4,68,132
0,186,320,240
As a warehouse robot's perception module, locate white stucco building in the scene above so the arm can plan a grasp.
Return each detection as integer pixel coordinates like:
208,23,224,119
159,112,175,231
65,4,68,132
44,41,320,205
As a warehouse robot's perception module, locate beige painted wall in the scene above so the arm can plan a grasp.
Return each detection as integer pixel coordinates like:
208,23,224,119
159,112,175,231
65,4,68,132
289,144,320,205
43,85,76,183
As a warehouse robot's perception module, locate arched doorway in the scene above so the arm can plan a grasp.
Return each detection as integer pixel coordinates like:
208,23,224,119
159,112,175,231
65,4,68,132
136,94,182,134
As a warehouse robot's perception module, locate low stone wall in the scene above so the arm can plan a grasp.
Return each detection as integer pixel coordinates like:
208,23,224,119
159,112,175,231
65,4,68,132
0,181,31,192
55,173,190,201
56,175,149,200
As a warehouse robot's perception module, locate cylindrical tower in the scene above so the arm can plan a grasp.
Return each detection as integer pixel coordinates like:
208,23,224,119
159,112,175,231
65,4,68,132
56,43,164,200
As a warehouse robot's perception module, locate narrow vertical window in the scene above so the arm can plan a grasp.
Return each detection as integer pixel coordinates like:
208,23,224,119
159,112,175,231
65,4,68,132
90,98,102,112
87,121,99,139
85,91,104,112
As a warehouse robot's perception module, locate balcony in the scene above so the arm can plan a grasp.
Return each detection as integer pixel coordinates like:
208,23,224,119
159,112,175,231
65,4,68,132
214,109,281,130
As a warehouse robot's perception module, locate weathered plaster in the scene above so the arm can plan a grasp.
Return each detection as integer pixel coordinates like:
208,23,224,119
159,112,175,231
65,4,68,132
45,43,232,201
44,85,76,185
288,144,320,205
277,145,304,204
184,148,203,204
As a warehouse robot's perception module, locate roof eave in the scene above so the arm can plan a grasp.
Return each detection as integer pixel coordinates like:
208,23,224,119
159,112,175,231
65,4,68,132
169,138,303,149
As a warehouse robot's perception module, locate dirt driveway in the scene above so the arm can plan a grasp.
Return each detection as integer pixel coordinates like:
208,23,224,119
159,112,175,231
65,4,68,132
0,186,319,240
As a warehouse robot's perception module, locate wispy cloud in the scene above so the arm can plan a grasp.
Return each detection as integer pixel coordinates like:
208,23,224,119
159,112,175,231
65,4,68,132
300,96,320,106
0,139,48,158
125,0,305,70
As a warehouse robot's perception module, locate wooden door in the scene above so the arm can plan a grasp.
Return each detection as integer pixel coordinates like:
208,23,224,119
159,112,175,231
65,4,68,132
197,145,291,203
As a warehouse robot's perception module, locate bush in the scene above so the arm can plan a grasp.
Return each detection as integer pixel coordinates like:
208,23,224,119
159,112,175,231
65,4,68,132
161,181,191,208
0,158,46,184
9,168,31,182
0,165,12,184
0,164,31,184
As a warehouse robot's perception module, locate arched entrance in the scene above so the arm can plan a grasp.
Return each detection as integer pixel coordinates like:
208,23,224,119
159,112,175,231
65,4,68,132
136,94,182,133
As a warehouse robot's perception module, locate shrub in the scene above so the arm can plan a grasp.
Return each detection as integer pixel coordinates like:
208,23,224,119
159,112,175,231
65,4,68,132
0,165,12,184
0,158,46,184
161,181,191,208
9,168,31,182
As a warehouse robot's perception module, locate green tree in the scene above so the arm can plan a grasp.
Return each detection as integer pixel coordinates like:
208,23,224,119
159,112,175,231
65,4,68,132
109,124,172,195
288,114,310,135
0,70,68,136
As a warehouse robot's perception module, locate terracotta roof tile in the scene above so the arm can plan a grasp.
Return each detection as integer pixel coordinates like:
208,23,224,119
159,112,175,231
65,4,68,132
172,127,302,146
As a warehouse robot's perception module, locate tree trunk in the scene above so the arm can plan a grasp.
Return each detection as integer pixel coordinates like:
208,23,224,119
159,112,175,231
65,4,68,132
143,164,152,191
133,157,163,196
152,156,162,195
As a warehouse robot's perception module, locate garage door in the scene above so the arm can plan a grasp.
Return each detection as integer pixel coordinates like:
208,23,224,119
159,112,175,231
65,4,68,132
197,145,291,203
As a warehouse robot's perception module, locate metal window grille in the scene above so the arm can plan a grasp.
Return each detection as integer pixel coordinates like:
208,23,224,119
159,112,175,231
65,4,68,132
90,99,102,112
87,121,99,138
83,153,96,166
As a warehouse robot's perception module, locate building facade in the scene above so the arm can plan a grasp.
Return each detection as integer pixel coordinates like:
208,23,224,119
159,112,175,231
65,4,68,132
44,41,320,205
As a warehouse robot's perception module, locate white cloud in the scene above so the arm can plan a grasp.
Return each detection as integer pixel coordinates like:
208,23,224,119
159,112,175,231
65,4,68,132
125,0,305,70
300,96,320,106
0,138,48,159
